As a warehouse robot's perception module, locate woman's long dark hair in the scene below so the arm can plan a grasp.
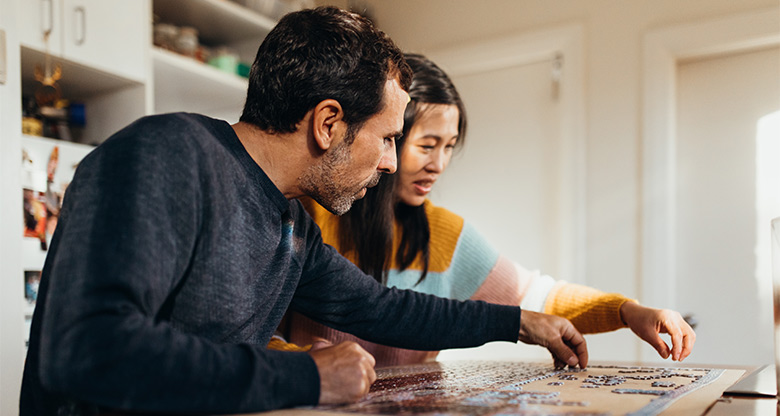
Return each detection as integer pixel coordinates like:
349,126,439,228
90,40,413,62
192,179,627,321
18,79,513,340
338,53,467,284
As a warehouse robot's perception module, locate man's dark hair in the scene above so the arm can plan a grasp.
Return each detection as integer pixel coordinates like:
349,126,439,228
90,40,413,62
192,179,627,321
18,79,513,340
240,6,412,134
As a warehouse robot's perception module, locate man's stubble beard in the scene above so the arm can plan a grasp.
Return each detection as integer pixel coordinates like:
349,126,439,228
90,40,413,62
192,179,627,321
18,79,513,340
299,136,381,216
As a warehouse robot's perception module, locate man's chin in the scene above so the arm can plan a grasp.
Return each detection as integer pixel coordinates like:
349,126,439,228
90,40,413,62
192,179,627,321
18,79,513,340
312,186,371,216
316,195,357,216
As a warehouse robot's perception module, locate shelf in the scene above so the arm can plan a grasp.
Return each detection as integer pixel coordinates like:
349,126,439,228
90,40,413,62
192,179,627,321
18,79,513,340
152,47,247,117
21,47,144,101
21,134,95,154
153,0,276,46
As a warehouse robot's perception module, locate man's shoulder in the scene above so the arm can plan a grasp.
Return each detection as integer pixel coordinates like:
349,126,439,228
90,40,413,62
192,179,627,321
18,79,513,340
121,112,225,141
95,113,228,157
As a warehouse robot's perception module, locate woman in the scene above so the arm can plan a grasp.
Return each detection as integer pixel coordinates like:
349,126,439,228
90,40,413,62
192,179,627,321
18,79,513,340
274,54,695,366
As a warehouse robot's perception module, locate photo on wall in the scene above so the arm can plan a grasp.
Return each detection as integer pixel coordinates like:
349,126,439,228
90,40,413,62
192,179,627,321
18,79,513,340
23,188,48,250
24,270,41,304
22,145,66,251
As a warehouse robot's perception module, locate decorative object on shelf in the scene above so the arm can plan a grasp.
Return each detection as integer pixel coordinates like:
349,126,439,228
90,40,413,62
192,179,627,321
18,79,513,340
33,31,63,108
44,147,61,236
154,21,212,63
207,47,239,74
24,95,87,142
28,28,88,142
22,96,43,137
153,22,179,51
237,61,251,78
175,26,200,58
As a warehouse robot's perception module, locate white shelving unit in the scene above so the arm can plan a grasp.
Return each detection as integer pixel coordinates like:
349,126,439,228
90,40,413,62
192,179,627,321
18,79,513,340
20,46,148,145
152,47,247,121
152,0,278,122
153,0,276,46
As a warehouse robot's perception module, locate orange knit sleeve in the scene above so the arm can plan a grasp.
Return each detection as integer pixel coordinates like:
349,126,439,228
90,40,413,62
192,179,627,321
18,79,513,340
543,282,637,334
266,336,311,353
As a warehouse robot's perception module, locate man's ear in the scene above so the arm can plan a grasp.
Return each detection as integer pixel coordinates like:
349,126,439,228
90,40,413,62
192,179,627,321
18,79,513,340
311,99,345,151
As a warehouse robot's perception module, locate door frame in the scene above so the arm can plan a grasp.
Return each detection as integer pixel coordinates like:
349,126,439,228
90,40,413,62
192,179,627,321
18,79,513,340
641,7,780,311
429,24,586,284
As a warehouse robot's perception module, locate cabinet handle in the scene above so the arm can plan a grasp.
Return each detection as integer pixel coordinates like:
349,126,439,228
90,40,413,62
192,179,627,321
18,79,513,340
41,0,53,38
73,6,86,45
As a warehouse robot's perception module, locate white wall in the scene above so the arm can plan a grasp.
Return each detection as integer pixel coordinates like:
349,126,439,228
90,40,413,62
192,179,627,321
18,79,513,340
319,0,780,362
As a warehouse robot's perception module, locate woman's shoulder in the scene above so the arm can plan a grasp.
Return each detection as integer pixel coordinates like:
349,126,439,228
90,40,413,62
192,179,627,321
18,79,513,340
422,200,467,272
423,199,498,262
423,199,465,231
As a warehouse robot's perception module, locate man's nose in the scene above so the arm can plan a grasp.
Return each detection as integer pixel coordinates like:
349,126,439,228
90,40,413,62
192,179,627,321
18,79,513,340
378,143,397,174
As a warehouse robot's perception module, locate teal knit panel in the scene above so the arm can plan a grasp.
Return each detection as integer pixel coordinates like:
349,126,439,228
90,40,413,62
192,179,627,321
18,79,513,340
386,222,500,301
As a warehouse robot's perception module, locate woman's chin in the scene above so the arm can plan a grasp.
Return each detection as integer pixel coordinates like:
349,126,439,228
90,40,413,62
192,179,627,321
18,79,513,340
398,195,427,207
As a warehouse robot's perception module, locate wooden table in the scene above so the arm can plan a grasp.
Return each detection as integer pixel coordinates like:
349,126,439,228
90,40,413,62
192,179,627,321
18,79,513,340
256,360,774,416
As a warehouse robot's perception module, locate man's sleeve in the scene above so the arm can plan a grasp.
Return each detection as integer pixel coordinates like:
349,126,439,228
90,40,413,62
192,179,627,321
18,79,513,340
36,120,319,414
289,212,522,351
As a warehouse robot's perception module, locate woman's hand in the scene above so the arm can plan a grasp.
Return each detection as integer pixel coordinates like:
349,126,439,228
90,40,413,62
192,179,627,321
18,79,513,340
620,301,696,361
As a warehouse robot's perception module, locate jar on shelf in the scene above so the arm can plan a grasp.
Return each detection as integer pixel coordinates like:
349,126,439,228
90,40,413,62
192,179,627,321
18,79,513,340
153,23,179,51
175,27,199,58
207,47,239,74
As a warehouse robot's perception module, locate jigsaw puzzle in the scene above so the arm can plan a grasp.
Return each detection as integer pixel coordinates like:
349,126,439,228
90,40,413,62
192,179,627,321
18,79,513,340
315,361,743,416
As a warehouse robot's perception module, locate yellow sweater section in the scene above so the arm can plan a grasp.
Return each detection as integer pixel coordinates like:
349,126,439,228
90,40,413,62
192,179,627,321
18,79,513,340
543,282,636,334
267,337,310,352
301,197,464,272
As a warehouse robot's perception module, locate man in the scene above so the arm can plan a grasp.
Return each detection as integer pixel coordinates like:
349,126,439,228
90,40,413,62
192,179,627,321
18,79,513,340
20,7,587,415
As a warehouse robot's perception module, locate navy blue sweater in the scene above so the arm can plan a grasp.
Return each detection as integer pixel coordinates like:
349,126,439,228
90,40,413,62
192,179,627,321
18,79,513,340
20,113,521,415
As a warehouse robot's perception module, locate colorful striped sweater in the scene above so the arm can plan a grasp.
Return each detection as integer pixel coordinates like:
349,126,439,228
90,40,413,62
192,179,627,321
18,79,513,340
279,199,634,367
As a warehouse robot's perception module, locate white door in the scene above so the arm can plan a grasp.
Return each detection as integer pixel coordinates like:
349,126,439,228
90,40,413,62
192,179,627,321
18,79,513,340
675,46,780,366
432,59,562,276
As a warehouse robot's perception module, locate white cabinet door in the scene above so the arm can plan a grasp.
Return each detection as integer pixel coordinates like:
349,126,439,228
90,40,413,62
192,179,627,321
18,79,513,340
61,0,147,81
18,0,62,54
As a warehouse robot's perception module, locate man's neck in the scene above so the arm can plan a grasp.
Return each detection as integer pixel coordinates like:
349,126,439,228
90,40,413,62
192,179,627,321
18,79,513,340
231,121,309,200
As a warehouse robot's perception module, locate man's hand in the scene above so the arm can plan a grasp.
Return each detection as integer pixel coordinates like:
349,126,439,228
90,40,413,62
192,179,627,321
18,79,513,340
519,310,588,369
620,301,696,361
308,341,376,404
